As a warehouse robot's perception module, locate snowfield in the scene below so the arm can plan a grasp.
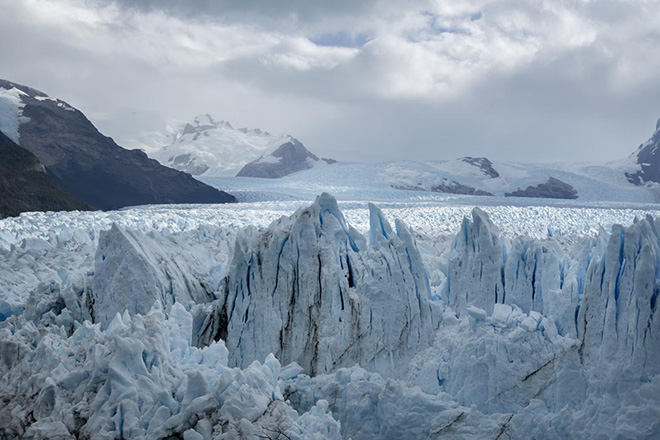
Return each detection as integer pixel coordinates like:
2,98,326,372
0,86,28,144
1,194,660,439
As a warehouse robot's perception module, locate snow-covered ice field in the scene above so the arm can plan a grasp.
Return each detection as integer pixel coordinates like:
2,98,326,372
3,198,660,245
2,190,660,439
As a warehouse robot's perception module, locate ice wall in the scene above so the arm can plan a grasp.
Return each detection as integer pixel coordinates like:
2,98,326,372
2,197,659,439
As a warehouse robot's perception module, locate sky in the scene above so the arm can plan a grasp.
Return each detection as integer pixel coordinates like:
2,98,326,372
1,0,659,163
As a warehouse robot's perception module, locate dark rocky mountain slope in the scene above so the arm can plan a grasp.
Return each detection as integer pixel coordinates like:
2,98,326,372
0,130,88,218
237,139,336,178
505,177,578,199
626,118,660,185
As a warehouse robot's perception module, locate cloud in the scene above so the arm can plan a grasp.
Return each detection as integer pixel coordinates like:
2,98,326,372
0,0,659,163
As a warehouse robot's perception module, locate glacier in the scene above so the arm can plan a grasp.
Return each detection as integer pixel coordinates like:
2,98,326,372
197,195,440,377
1,194,659,439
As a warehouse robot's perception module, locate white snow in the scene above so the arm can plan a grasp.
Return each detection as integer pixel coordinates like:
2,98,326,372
0,86,29,143
34,95,76,112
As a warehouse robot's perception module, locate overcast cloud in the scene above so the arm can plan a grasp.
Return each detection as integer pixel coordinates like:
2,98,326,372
1,0,659,162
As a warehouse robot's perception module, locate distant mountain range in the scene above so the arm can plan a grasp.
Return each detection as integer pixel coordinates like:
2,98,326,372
0,80,235,214
383,119,660,201
200,118,660,204
3,78,659,210
119,110,660,202
125,114,336,178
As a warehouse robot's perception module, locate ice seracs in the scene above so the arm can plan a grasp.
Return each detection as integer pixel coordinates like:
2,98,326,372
91,224,217,328
0,303,341,439
446,207,505,315
578,215,660,377
199,193,439,377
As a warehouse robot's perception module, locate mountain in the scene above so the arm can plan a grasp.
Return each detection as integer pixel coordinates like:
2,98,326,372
0,81,236,210
124,113,335,178
625,118,660,185
0,130,88,218
143,114,290,177
237,138,336,178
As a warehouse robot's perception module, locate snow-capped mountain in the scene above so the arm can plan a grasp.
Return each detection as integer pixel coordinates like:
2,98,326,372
237,138,336,178
133,114,335,178
380,121,659,201
0,80,236,210
146,114,290,177
202,154,657,204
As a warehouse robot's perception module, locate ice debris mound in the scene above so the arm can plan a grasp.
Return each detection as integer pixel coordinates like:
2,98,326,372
0,303,341,439
198,193,441,377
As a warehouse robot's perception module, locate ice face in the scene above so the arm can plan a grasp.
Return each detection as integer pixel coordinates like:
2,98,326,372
199,193,440,377
578,216,660,377
446,207,505,314
91,224,218,328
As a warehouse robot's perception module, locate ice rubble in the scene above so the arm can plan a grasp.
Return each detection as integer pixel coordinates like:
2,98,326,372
0,304,340,439
0,194,659,439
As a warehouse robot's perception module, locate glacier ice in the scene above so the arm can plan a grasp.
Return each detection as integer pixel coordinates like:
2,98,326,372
1,194,659,439
91,224,220,327
198,194,440,377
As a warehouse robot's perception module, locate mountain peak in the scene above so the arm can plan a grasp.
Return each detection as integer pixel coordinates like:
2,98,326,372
0,79,49,100
193,113,217,127
625,118,660,185
237,138,332,179
146,114,330,178
460,156,500,179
